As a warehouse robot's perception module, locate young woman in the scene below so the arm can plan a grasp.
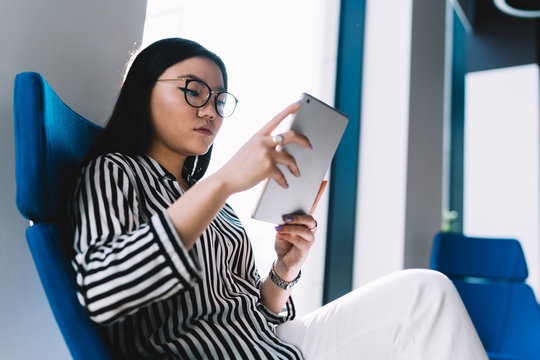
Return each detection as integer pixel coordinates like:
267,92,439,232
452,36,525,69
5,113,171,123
70,38,488,359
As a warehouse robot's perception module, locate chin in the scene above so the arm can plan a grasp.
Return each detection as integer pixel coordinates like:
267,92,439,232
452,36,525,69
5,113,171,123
188,146,211,157
199,142,214,155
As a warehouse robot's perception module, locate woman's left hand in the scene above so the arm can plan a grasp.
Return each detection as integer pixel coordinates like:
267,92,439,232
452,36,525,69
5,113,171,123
273,214,317,281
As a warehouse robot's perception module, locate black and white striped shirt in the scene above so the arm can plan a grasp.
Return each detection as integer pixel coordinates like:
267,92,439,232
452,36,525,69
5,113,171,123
70,153,304,359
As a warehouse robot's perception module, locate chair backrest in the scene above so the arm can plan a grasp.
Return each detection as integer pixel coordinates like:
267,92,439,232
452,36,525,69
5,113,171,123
431,232,540,358
430,232,528,281
14,72,111,359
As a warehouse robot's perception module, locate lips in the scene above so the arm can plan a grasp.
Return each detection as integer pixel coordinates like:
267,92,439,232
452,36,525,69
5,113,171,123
194,125,214,136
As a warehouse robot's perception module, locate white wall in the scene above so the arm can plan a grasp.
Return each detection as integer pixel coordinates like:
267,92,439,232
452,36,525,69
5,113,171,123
0,2,146,358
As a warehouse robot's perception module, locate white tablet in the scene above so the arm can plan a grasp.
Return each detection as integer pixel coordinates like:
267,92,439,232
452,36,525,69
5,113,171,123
251,93,348,224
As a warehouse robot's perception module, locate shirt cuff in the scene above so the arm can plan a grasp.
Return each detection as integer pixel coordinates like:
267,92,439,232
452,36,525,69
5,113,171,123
258,296,296,324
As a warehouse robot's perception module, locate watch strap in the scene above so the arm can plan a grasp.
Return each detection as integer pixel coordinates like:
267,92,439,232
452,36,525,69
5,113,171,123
269,261,301,290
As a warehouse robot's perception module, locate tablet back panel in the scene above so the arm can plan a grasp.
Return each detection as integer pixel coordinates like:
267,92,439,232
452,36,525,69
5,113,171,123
252,93,348,224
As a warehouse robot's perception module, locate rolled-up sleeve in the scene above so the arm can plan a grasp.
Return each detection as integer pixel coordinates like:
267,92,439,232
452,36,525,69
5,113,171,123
71,156,202,325
257,296,296,325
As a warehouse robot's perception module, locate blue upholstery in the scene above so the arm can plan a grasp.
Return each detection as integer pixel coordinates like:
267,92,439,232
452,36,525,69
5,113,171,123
431,232,528,281
14,72,111,359
431,232,540,360
14,72,101,222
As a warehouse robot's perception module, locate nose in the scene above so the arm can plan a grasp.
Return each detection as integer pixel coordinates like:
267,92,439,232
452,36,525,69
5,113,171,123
197,96,219,120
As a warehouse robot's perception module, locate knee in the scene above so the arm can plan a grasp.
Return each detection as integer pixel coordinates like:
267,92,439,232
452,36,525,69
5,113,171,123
399,269,456,299
400,268,450,283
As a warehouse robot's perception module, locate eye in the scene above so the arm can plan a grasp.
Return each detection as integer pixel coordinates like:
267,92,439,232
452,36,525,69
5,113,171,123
179,87,200,97
216,98,226,108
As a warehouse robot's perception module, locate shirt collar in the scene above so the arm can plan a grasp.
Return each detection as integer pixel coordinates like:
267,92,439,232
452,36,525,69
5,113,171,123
137,154,177,181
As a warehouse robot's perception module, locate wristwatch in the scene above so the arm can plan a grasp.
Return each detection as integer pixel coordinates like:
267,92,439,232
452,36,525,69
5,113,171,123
269,261,301,290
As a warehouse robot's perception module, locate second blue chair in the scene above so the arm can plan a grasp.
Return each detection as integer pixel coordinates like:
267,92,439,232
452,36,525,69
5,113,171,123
431,232,540,360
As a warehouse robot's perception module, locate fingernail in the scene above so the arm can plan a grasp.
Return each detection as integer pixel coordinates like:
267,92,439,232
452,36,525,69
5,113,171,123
309,142,313,150
294,100,302,105
275,225,283,231
284,216,293,222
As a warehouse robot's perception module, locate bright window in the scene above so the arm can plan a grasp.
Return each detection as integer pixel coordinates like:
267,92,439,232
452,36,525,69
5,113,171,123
464,64,540,296
142,0,340,314
353,0,412,287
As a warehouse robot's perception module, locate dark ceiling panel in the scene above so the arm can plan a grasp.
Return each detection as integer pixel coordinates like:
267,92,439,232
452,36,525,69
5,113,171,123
506,0,540,11
454,0,539,72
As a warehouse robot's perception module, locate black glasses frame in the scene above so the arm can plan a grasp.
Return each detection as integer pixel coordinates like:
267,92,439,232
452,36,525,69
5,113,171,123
156,77,238,118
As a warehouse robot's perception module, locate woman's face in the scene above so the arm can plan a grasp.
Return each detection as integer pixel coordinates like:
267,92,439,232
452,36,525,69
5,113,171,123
148,56,224,162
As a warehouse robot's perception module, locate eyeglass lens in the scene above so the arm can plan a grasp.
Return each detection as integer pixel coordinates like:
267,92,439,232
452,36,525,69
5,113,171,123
185,80,237,118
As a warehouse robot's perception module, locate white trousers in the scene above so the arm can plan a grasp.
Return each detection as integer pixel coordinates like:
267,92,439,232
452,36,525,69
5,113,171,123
276,269,488,360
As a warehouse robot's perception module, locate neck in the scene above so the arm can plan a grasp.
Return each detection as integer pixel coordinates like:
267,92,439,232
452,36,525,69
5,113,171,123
147,147,187,184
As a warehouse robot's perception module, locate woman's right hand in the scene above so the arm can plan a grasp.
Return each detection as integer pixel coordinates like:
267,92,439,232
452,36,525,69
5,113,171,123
215,102,312,194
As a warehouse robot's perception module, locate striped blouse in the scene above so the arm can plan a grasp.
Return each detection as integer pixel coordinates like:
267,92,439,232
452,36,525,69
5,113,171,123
69,153,304,359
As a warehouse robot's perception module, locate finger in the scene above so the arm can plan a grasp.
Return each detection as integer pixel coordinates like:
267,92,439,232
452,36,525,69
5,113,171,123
275,130,312,151
282,214,317,229
259,102,302,135
269,167,289,189
272,151,300,177
274,230,314,250
276,224,315,239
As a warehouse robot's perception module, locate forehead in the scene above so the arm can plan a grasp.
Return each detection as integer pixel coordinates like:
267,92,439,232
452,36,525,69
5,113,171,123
161,57,224,89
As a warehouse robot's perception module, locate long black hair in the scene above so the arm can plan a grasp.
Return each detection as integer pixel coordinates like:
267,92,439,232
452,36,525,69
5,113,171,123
83,38,228,183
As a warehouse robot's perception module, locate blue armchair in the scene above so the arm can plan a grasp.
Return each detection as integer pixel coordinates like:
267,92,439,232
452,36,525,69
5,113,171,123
14,72,112,359
431,232,540,360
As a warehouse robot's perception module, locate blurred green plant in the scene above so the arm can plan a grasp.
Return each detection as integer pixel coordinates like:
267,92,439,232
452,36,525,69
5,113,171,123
441,208,459,232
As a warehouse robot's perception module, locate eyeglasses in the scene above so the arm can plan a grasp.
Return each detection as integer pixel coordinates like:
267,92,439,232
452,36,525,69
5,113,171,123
156,78,238,118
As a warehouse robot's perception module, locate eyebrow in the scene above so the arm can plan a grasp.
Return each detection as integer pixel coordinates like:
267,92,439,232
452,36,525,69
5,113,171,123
176,74,226,92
